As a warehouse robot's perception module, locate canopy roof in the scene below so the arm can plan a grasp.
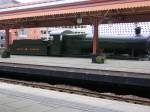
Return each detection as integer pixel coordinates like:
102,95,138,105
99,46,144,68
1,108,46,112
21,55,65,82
0,0,150,29
0,0,88,12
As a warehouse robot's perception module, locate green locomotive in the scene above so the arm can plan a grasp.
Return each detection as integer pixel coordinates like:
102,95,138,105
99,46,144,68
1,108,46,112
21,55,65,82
10,32,150,59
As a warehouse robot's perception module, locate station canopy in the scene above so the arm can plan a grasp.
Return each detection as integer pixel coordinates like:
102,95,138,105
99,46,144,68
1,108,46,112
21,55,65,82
0,0,150,29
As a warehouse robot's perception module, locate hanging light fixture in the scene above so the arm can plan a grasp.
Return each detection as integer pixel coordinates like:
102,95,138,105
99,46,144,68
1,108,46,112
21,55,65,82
77,14,83,24
20,26,24,33
108,19,113,28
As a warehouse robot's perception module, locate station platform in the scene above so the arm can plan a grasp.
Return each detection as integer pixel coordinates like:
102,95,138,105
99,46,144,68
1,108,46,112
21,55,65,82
0,82,150,112
0,55,150,87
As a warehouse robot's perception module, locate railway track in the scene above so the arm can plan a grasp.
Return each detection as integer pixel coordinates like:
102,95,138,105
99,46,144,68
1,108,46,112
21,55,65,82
0,77,150,106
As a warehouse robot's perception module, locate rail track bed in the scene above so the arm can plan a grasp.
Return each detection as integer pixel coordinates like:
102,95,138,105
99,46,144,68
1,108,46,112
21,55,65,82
0,76,150,106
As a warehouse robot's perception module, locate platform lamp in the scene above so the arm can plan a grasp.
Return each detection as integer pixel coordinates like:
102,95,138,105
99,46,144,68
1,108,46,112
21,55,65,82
106,17,113,28
134,22,141,36
77,14,83,24
21,26,25,34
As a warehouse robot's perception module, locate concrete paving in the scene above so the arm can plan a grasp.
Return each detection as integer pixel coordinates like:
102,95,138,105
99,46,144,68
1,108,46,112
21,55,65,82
0,55,150,87
0,55,150,74
0,82,149,112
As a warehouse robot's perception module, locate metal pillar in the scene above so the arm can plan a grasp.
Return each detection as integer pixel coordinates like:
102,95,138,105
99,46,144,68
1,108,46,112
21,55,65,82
92,17,99,55
5,29,10,49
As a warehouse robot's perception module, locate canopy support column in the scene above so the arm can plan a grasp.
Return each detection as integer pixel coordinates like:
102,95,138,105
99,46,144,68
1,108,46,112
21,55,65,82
5,29,10,49
92,17,99,63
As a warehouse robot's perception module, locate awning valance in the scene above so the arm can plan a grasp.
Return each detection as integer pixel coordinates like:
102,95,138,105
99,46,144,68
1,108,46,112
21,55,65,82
0,0,150,20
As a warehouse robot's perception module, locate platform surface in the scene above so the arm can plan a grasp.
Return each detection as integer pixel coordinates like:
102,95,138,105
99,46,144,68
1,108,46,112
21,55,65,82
0,55,149,74
0,82,150,112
